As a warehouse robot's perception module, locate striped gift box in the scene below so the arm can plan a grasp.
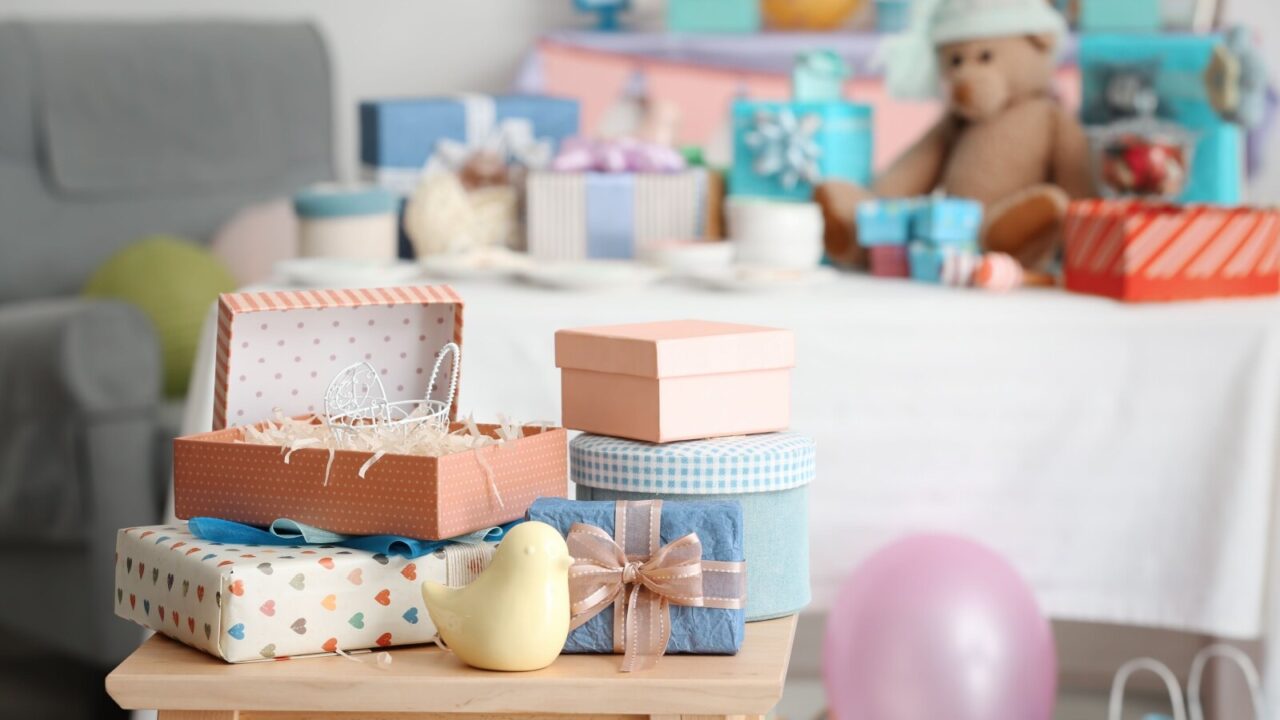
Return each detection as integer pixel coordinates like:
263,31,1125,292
1064,200,1280,302
525,170,707,261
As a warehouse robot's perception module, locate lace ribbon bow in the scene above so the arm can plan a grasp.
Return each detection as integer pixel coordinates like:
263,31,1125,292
566,499,746,672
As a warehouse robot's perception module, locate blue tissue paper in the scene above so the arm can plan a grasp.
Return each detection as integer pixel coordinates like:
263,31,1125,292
526,497,745,655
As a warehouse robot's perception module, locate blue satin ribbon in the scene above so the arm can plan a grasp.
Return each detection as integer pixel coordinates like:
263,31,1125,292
584,173,635,259
187,517,517,559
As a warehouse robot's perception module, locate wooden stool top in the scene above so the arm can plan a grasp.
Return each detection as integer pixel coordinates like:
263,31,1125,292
107,615,797,718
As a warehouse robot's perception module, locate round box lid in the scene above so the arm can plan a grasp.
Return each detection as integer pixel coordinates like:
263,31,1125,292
294,184,397,218
570,432,815,495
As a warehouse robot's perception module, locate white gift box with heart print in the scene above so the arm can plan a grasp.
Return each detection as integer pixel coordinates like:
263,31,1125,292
114,524,494,662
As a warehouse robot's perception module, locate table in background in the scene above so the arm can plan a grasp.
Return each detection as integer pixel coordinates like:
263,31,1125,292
183,275,1280,697
107,614,796,719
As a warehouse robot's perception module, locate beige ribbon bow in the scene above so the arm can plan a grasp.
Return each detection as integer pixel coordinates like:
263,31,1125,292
566,499,747,672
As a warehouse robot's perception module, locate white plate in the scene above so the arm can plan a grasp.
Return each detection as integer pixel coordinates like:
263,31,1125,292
275,258,423,288
687,265,838,292
641,240,736,275
516,260,666,291
420,248,533,280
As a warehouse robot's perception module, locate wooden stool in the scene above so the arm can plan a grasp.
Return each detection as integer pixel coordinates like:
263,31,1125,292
106,614,797,720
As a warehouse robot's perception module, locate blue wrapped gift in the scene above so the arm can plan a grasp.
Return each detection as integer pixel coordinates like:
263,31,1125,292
856,199,921,246
527,497,745,656
1079,34,1244,204
730,100,872,201
911,198,983,246
359,95,579,194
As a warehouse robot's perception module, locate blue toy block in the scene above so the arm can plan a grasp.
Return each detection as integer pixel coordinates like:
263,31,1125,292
908,242,944,283
911,198,983,246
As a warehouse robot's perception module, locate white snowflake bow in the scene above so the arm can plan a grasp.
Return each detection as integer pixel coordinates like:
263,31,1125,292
743,108,824,190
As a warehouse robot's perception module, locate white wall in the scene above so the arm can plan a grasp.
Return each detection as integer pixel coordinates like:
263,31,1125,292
1,0,1275,198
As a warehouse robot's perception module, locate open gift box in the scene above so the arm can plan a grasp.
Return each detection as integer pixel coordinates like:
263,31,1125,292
173,286,568,539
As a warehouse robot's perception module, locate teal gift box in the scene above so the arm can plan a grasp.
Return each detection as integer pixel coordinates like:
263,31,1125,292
1080,0,1160,33
571,432,815,621
912,197,983,246
731,100,872,201
667,0,760,32
1079,34,1243,205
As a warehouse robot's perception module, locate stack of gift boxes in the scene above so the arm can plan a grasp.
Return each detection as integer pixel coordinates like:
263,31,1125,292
857,197,984,284
553,319,815,634
114,287,813,669
116,287,570,661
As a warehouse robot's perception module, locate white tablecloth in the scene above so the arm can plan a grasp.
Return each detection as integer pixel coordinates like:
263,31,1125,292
183,276,1280,644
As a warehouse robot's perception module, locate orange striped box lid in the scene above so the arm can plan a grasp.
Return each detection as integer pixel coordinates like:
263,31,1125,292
1064,201,1280,302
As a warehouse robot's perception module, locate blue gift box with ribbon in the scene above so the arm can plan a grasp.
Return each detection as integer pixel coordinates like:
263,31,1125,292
730,100,873,201
912,197,983,246
526,170,708,260
1079,34,1244,205
359,94,579,195
571,432,814,622
527,497,746,657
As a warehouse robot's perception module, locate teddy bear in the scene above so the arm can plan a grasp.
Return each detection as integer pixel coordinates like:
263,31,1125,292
816,0,1095,270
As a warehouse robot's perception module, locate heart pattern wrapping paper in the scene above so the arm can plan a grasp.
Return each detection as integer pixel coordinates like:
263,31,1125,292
114,524,495,662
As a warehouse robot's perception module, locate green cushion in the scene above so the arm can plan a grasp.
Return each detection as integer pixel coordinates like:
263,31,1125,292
84,235,236,397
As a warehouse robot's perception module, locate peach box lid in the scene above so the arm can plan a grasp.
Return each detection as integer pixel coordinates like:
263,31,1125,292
554,319,794,379
213,286,464,430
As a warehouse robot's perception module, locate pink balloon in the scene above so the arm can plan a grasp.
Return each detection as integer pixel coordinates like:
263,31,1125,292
823,535,1056,720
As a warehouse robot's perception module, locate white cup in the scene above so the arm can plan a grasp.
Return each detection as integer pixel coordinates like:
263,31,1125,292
727,198,825,269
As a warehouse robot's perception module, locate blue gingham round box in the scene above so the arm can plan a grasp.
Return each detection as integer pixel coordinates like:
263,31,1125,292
571,432,814,621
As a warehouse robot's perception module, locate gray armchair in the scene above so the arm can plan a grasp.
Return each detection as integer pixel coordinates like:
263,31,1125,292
0,20,334,667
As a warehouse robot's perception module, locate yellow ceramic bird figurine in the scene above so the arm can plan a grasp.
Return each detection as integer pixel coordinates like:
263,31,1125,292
421,521,572,671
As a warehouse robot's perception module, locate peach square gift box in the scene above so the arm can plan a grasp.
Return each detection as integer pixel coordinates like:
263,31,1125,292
172,286,568,540
555,320,794,443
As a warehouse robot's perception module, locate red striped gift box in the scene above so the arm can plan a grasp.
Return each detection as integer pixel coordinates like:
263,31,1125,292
1064,200,1280,302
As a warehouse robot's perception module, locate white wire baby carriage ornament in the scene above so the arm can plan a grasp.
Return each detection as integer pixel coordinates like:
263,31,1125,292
322,342,460,447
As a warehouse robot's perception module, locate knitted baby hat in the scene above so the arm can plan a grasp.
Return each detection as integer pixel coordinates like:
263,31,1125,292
885,0,1068,99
